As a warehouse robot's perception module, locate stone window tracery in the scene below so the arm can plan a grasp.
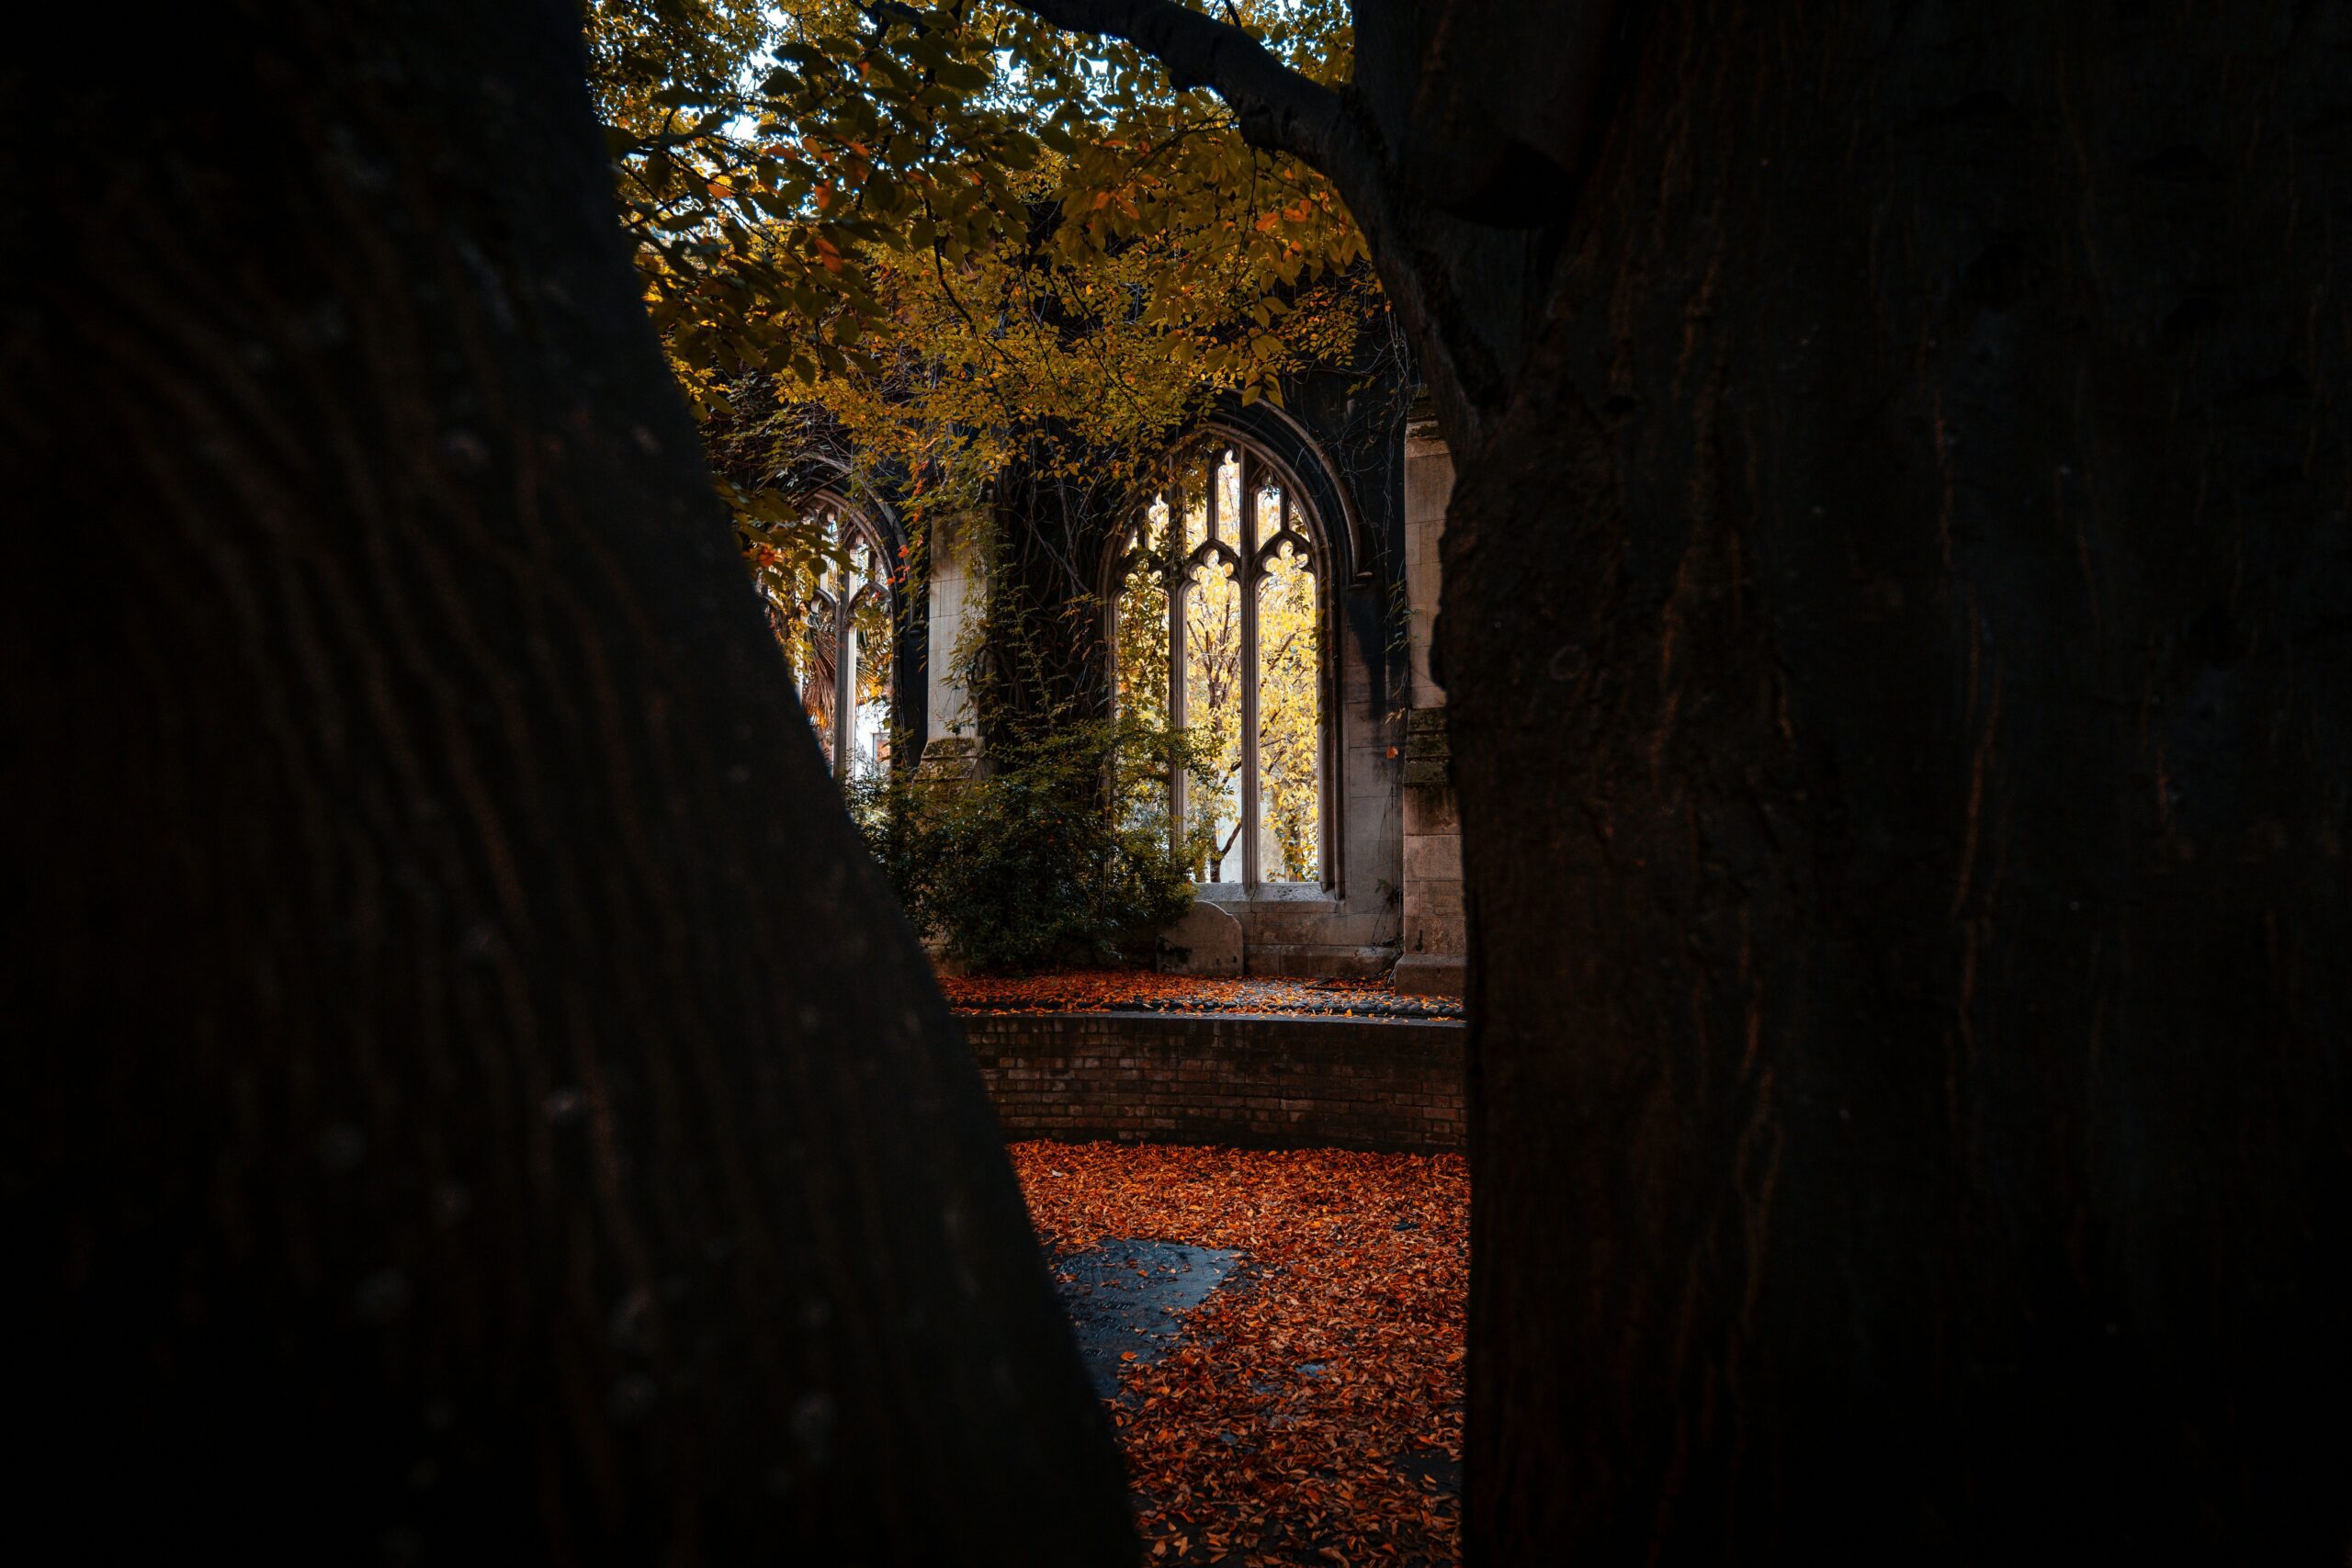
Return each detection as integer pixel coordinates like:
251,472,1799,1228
764,499,896,782
1112,435,1327,886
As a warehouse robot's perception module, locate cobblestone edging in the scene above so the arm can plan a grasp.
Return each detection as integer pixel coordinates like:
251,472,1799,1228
962,1011,1465,1154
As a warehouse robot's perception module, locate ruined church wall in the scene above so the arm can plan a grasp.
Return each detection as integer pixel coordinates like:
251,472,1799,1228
905,363,1466,985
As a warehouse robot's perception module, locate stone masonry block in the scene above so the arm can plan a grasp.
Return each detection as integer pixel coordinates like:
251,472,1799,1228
1404,910,1467,955
1159,898,1243,976
1402,785,1460,836
1406,881,1464,919
1403,833,1464,884
1404,705,1451,750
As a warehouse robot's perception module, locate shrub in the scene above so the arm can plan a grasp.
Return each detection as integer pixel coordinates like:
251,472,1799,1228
847,714,1202,973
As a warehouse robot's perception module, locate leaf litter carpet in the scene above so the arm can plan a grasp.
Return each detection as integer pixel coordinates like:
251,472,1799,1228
1012,1142,1468,1566
944,970,1464,1021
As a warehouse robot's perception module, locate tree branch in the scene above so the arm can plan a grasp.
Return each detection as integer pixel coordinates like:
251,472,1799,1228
1008,0,1354,175
1001,0,1507,450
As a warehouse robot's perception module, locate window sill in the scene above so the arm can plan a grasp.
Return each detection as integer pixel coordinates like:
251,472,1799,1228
1194,881,1340,913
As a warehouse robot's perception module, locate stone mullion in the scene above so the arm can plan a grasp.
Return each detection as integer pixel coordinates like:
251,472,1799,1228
833,541,857,780
1164,477,1188,870
1238,451,1262,888
1297,490,1330,888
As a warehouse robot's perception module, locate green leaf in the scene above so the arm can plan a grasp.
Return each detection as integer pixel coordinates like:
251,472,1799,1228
933,60,990,93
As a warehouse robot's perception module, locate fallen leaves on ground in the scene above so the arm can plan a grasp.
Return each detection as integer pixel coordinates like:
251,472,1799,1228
944,969,1464,1021
1012,1142,1468,1567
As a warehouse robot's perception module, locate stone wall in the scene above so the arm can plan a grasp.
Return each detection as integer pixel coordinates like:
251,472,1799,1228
1395,402,1466,995
910,400,1479,983
1403,400,1453,713
1397,710,1466,994
923,511,982,744
964,1012,1464,1153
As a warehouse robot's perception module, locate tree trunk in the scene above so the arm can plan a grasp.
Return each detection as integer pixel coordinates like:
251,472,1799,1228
1437,2,2351,1559
0,3,1131,1560
977,444,1127,741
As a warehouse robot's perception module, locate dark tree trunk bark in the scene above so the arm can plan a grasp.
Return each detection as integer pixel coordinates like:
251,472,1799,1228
1433,2,2352,1560
0,3,1131,1561
976,446,1127,741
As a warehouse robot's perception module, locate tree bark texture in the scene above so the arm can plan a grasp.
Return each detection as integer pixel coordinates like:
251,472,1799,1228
0,3,1132,1561
976,446,1126,739
1439,2,2351,1560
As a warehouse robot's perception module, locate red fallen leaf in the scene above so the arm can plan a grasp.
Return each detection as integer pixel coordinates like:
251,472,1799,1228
939,966,1463,1022
1014,1143,1467,1565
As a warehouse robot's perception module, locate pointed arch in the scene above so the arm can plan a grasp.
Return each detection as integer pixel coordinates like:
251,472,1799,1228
762,490,903,782
1106,428,1339,889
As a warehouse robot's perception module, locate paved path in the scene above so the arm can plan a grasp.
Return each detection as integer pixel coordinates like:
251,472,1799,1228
1050,1237,1243,1400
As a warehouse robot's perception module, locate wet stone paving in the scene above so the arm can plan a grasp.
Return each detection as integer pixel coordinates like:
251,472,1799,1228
1052,1238,1246,1401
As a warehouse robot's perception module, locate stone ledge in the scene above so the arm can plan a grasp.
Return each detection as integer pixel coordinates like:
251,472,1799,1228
1390,954,1467,998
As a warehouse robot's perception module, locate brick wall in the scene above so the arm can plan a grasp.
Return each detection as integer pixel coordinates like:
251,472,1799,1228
963,1011,1465,1153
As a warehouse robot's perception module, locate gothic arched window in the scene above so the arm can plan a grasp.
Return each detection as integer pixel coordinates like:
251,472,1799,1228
763,499,896,782
1111,435,1327,886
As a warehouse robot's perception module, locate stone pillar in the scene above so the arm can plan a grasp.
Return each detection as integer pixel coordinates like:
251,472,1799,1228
1402,400,1450,714
920,510,984,768
913,513,988,974
1394,403,1466,996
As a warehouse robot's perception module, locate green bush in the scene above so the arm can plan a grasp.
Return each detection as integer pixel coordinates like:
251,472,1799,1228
846,714,1202,973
